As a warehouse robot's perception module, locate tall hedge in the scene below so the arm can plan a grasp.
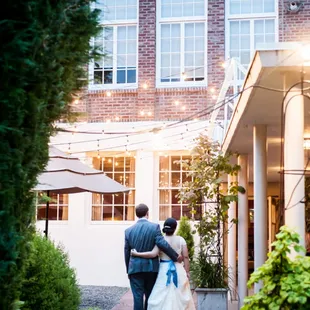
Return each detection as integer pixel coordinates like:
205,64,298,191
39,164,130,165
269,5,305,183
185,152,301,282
0,1,100,308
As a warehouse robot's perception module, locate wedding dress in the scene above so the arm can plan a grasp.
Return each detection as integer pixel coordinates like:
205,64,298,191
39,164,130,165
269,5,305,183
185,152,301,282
147,235,196,310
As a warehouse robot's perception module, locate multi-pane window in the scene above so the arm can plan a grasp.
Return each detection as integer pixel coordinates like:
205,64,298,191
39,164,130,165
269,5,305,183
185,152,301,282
158,155,200,221
92,156,135,221
90,0,138,88
227,0,277,81
158,0,207,86
229,0,275,14
37,193,69,221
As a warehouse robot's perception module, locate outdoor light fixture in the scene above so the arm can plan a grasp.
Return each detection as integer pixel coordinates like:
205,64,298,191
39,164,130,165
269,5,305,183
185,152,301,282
287,1,303,13
301,44,310,62
304,138,310,149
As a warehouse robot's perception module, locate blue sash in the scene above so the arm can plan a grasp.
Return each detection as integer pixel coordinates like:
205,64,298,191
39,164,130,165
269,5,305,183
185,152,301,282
160,259,178,288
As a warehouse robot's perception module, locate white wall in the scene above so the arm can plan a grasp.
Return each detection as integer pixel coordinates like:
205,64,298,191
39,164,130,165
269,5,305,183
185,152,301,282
36,151,158,287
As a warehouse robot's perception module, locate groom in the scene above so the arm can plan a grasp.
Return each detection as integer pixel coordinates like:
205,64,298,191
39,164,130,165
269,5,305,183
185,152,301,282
124,203,181,310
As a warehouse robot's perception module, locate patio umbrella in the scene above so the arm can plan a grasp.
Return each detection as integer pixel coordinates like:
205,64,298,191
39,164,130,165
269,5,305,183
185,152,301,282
34,146,129,236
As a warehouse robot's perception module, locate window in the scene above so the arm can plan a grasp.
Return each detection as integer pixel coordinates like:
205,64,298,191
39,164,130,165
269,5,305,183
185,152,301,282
89,0,138,89
37,193,68,221
158,155,201,220
92,156,135,221
226,0,277,81
157,0,207,86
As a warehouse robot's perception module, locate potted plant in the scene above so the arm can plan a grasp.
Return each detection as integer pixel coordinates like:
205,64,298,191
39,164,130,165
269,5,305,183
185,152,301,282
178,134,242,310
242,226,310,309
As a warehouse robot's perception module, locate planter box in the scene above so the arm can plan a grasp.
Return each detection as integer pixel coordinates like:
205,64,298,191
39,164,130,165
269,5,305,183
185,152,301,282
195,288,228,310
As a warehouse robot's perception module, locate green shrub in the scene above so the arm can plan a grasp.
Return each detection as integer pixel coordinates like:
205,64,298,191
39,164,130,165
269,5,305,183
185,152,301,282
242,226,310,310
177,216,195,260
0,1,100,307
20,234,80,310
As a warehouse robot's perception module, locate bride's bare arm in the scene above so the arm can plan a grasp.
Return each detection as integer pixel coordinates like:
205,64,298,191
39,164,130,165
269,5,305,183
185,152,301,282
182,245,190,278
131,245,159,258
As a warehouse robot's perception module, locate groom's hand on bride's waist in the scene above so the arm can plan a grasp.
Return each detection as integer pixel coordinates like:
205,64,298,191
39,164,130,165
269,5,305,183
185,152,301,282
177,255,183,263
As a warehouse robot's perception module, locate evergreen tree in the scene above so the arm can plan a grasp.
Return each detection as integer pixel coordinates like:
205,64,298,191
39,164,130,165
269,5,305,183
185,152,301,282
0,1,100,308
177,216,195,260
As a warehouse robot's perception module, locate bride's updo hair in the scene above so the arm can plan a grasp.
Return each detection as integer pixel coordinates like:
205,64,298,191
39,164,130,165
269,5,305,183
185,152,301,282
162,218,177,236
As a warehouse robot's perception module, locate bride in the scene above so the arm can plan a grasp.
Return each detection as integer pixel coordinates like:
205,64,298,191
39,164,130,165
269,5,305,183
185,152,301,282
131,217,196,310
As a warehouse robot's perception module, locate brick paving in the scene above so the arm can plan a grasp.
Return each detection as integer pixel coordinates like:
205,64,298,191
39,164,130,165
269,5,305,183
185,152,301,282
112,289,239,310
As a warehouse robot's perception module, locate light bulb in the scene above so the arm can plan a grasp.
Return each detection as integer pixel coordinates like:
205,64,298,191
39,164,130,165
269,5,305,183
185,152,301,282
147,111,152,116
182,106,186,111
106,119,111,123
210,88,215,93
143,82,148,89
212,95,217,100
106,91,112,97
140,111,145,116
175,100,179,106
115,116,120,121
73,99,79,105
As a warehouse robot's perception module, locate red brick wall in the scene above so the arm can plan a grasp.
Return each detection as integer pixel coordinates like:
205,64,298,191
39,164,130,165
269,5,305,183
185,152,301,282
73,0,225,122
279,1,310,42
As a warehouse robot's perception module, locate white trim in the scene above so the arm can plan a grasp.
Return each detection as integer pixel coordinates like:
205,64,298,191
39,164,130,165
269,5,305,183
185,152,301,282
225,0,278,79
89,1,139,90
156,0,208,88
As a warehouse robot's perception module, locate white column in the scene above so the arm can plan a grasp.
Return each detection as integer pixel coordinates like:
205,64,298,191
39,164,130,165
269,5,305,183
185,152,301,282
135,150,156,221
238,155,248,309
284,90,305,250
228,174,237,300
253,125,268,293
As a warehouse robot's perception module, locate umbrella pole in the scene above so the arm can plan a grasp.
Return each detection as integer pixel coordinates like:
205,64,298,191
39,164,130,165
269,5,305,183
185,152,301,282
44,190,50,238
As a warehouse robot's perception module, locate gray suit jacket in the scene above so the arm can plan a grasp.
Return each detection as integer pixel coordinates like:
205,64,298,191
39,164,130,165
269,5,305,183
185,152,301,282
124,218,179,275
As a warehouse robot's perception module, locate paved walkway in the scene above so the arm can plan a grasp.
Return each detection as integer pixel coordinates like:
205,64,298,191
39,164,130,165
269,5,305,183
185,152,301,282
112,290,239,310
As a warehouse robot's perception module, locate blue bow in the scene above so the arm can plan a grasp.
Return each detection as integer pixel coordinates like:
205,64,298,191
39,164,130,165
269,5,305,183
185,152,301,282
161,260,178,288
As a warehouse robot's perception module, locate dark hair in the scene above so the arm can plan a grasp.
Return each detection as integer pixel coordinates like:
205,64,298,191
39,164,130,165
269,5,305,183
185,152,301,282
135,203,149,218
162,218,177,236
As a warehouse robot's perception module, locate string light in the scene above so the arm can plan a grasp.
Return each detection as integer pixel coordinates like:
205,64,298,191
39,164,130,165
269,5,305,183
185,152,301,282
181,106,186,111
106,91,112,97
73,99,79,105
106,119,111,123
181,72,187,79
115,116,120,121
210,88,215,93
140,111,145,116
97,140,100,158
174,100,179,106
212,95,217,100
147,111,152,116
143,82,148,89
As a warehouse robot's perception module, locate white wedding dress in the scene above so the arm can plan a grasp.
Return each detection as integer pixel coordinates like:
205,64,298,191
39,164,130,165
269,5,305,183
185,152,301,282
147,235,196,310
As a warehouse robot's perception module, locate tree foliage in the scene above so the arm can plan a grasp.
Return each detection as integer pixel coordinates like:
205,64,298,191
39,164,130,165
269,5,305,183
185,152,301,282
242,226,310,310
0,1,100,308
177,216,195,260
178,134,242,288
20,234,80,310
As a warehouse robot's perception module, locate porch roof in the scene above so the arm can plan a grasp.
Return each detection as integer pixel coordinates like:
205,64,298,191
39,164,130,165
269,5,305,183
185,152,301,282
222,44,310,182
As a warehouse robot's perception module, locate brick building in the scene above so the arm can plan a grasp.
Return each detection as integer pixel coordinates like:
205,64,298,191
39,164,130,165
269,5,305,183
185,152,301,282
39,0,310,289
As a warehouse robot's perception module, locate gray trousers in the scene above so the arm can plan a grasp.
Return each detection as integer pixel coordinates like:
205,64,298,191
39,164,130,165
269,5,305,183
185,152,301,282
129,272,158,310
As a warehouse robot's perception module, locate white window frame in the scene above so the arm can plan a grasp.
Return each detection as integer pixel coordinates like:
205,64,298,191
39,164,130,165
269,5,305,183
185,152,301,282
225,0,279,81
91,156,136,222
158,154,200,221
36,193,69,222
89,3,139,90
156,0,208,88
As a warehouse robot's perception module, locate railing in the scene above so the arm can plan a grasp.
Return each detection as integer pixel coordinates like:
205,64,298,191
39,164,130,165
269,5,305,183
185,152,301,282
208,58,247,142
